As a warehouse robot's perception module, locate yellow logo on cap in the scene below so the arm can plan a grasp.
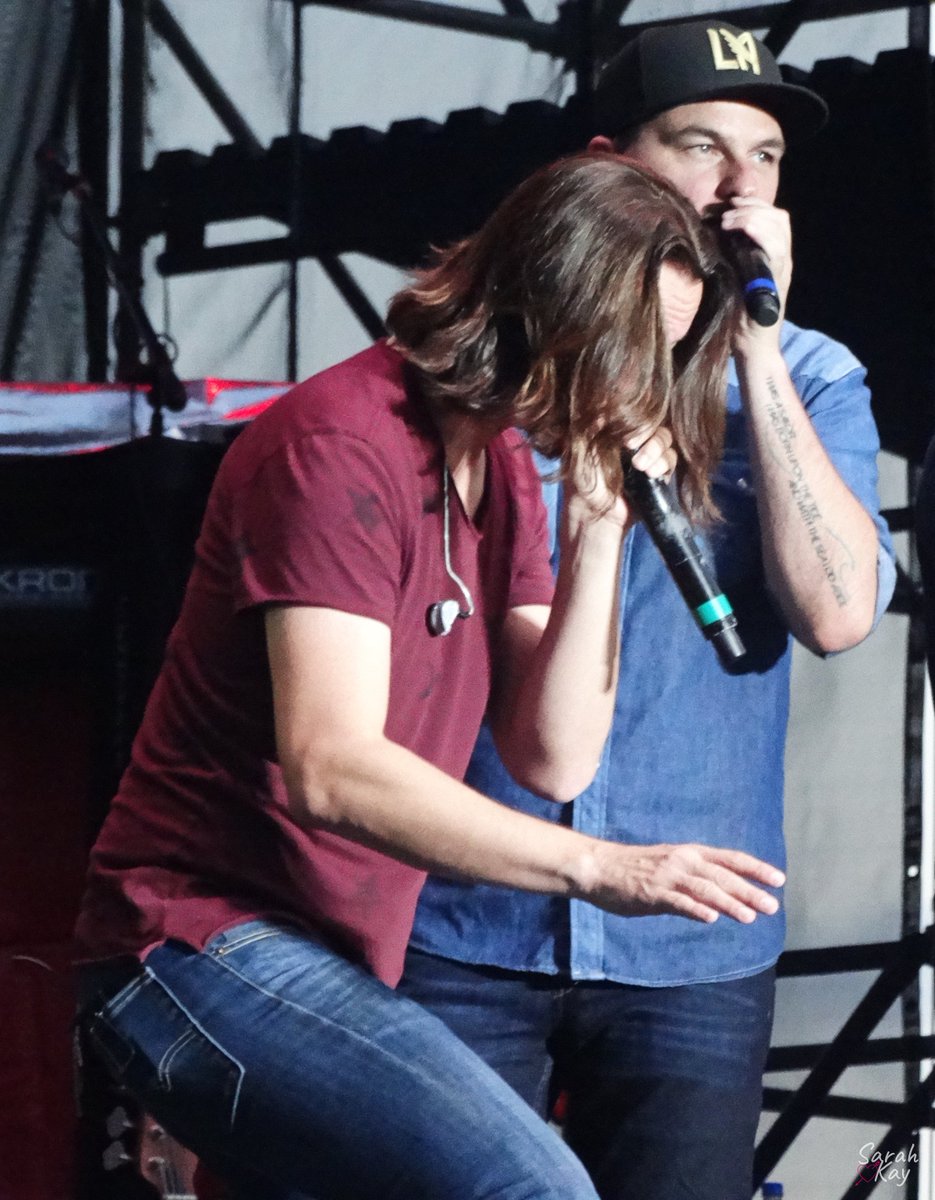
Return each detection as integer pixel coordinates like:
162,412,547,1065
706,27,761,75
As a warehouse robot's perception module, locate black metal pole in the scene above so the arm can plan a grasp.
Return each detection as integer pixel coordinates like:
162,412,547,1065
604,0,931,43
288,0,302,382
116,0,148,385
301,0,560,52
146,0,264,155
77,0,111,381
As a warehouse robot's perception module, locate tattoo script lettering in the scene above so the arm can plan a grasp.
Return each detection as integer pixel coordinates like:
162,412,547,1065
764,378,851,607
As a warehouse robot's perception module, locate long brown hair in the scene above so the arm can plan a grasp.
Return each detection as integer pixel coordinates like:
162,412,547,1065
387,153,738,518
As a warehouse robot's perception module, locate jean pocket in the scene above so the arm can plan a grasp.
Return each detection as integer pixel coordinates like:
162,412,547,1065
206,922,287,959
153,1022,245,1130
88,971,246,1131
85,976,148,1080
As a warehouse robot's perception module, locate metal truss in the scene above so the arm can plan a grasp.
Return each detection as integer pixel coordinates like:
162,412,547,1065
73,0,933,383
760,931,935,1197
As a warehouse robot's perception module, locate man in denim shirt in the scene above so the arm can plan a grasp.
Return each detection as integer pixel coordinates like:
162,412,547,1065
401,21,897,1200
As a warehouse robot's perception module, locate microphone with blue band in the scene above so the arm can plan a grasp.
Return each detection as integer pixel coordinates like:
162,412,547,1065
624,463,746,665
723,231,781,328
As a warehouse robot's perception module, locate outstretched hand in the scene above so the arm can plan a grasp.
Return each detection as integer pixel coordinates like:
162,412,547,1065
583,840,785,925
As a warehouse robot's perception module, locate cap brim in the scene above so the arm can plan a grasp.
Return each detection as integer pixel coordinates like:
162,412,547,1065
685,80,829,142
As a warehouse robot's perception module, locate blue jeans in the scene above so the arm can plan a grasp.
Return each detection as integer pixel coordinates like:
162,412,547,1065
78,922,598,1200
399,949,776,1200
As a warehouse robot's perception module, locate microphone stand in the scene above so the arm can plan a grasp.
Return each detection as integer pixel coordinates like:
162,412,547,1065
35,146,188,437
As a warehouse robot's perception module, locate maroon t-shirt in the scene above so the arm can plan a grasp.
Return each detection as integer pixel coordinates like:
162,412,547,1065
74,342,554,986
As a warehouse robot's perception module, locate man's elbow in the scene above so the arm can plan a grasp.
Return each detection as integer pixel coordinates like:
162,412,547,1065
280,745,347,828
796,601,876,656
539,768,592,804
497,746,596,804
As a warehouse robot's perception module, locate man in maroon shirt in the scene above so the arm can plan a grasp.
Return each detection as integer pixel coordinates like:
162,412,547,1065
75,155,783,1199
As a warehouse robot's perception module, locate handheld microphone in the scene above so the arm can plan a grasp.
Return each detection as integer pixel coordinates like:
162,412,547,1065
723,231,781,328
625,464,745,666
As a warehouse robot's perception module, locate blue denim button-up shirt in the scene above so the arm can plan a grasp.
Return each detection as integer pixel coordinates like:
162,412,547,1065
410,322,897,986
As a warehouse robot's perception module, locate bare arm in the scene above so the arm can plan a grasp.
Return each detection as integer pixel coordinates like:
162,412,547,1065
267,604,785,924
488,432,674,801
724,199,880,653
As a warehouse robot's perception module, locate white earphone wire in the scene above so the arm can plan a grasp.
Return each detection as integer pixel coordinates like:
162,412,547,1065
441,465,475,619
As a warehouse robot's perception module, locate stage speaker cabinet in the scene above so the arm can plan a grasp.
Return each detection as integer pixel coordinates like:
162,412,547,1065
783,47,935,463
0,438,226,899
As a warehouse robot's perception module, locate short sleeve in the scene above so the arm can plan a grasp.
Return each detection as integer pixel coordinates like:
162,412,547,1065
499,436,555,612
228,430,405,624
785,327,898,627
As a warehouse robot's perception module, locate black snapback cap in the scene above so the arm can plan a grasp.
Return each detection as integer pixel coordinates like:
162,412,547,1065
594,21,828,143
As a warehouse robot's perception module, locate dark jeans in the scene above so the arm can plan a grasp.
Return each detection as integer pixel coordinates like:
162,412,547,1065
399,948,776,1200
78,922,599,1200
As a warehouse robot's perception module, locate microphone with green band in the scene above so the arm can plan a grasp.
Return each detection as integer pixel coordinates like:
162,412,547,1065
625,463,745,665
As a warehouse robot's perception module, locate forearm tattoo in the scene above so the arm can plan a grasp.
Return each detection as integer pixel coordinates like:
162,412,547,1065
764,377,851,607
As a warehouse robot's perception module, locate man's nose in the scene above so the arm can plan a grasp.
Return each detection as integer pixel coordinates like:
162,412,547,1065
716,160,759,199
